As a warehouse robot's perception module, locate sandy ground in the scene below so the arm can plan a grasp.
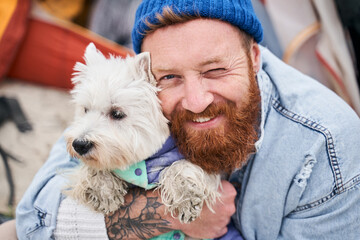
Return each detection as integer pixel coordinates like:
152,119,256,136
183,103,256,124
0,79,74,216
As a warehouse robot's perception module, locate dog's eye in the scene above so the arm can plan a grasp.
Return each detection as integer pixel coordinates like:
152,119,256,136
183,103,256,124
110,109,126,120
84,108,89,113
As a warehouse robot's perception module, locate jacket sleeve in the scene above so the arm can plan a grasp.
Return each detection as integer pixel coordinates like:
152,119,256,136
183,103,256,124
16,135,79,240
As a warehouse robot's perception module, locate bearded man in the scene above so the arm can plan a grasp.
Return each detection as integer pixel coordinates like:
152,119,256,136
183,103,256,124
13,0,360,240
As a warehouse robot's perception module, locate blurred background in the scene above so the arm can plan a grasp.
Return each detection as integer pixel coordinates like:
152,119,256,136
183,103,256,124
0,0,359,221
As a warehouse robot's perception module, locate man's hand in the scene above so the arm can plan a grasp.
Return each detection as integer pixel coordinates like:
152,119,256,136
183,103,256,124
105,180,237,239
174,180,237,239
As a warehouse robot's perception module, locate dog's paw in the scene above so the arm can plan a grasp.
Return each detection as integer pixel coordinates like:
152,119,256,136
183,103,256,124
162,180,206,223
86,185,126,214
176,193,204,223
66,167,128,214
158,160,221,224
87,171,128,214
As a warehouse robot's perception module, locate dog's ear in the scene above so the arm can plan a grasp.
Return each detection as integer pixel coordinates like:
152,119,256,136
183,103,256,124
134,52,157,86
72,43,106,85
83,42,106,66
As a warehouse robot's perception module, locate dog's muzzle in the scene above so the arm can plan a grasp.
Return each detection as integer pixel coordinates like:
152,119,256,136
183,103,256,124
72,139,93,155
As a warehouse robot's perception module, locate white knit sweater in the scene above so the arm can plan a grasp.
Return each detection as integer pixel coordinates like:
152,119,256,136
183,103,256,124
53,197,108,240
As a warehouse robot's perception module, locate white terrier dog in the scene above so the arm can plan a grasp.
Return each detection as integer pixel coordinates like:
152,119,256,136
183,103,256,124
64,43,221,223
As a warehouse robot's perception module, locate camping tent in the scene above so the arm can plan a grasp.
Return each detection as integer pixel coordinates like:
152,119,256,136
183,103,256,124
0,0,133,89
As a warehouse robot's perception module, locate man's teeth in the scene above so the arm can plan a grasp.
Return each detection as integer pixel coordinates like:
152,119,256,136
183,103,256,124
193,117,212,123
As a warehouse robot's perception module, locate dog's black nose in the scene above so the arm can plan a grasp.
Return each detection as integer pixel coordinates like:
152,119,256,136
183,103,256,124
72,139,93,155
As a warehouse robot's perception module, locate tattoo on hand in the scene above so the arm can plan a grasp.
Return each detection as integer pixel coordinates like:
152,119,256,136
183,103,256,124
105,188,172,239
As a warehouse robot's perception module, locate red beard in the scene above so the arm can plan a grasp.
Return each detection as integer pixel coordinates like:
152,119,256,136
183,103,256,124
170,61,261,174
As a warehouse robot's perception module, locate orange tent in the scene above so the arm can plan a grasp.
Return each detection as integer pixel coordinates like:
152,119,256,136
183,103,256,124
0,0,134,89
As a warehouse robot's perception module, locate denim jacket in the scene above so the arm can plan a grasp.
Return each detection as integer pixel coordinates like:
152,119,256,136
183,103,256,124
16,47,360,239
229,47,360,239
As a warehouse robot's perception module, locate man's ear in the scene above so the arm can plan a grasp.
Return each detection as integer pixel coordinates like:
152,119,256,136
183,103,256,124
83,42,106,66
134,52,157,86
250,42,261,73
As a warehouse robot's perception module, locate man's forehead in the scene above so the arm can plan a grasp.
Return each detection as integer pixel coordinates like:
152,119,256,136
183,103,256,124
142,19,241,48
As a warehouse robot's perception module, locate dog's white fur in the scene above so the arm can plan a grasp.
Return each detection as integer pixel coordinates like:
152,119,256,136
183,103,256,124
64,43,221,223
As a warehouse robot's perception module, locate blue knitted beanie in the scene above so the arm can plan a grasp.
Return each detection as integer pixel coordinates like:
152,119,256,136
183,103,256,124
132,0,263,54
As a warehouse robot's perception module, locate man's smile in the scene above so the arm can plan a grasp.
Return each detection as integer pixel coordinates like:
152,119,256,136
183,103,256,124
192,116,214,123
187,115,224,130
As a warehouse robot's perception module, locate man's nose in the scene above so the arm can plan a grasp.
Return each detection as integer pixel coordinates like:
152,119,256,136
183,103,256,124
181,77,214,113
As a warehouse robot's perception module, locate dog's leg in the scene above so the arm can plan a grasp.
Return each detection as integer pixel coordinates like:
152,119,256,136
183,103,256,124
158,160,221,223
66,165,128,214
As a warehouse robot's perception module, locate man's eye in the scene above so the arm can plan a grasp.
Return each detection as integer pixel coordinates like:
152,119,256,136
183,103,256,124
207,68,226,73
203,68,226,78
160,74,176,80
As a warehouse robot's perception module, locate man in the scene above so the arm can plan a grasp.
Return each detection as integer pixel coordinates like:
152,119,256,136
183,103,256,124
16,0,360,239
